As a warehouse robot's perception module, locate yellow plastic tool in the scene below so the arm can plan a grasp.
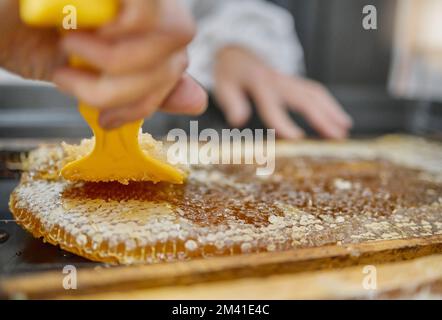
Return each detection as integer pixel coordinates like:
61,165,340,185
20,0,185,184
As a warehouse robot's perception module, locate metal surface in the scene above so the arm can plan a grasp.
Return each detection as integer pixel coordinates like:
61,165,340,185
0,147,101,277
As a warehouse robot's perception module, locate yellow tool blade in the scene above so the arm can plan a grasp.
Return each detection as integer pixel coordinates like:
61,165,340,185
61,105,185,184
21,0,186,184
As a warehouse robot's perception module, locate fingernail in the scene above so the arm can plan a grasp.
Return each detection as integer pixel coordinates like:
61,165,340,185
283,128,304,140
104,120,123,130
99,113,123,130
98,112,111,128
343,114,354,127
292,131,305,139
227,114,246,127
330,128,347,140
228,108,251,127
108,122,123,130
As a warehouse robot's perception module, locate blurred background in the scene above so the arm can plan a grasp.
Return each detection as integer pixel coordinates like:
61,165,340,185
0,0,441,139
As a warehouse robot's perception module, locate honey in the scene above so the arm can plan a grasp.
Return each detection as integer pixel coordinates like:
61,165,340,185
9,136,442,264
61,158,441,226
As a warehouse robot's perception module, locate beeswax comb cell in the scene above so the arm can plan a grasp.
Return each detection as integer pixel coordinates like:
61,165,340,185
19,0,186,184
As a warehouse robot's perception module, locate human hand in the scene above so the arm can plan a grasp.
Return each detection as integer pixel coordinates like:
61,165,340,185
0,0,207,129
214,46,352,139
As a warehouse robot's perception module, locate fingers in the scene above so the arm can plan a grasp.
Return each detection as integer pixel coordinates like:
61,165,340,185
160,74,208,115
214,80,252,127
302,80,352,129
98,73,179,128
61,30,192,75
60,0,195,74
98,74,207,129
281,77,352,139
99,0,160,36
293,93,346,139
53,51,189,109
249,78,305,139
98,90,167,129
53,68,153,109
99,0,194,39
52,0,199,128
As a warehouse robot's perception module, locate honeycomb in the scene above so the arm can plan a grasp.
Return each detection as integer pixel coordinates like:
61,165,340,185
9,135,442,264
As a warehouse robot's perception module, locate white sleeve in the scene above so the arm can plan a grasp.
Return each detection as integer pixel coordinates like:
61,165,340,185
185,0,305,89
